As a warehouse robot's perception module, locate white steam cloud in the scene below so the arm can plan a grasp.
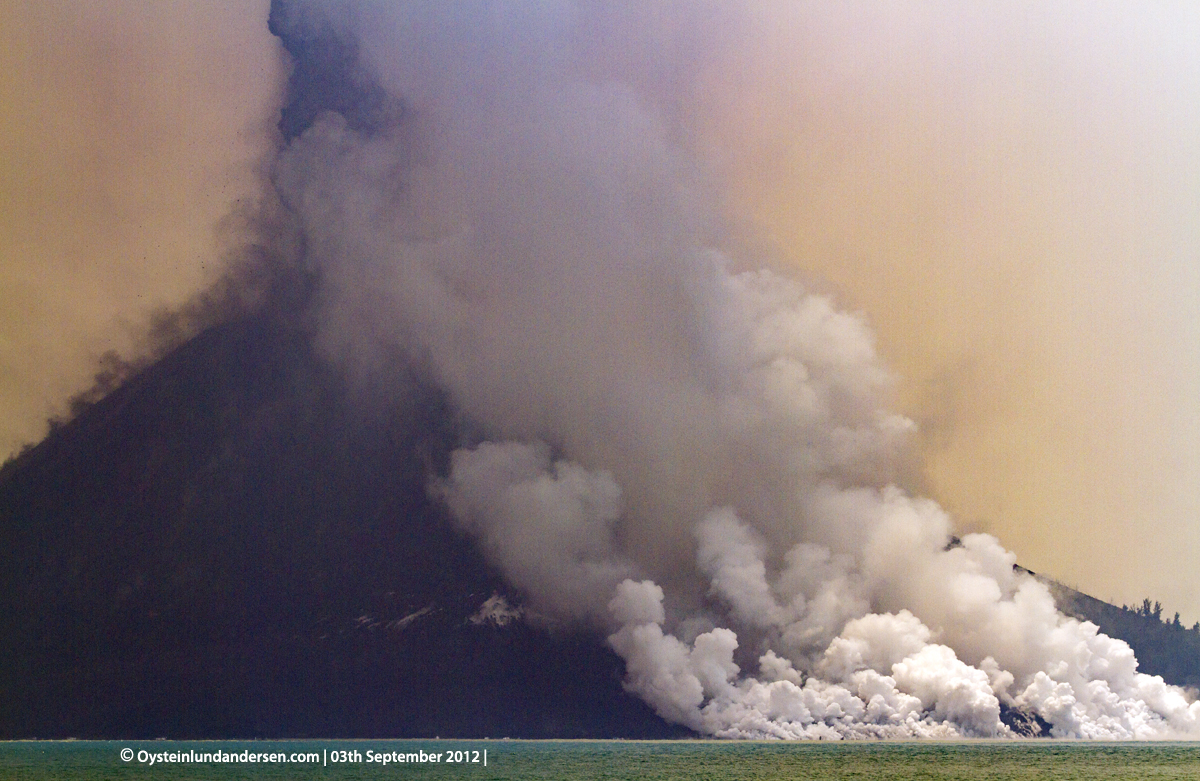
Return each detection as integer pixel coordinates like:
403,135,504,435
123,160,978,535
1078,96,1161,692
273,1,1200,738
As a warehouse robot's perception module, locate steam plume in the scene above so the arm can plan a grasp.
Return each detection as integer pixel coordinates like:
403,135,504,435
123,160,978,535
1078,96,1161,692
271,1,1200,738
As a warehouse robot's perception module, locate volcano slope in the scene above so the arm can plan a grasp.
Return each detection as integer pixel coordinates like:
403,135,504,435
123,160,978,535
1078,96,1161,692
2,315,1196,739
0,314,685,739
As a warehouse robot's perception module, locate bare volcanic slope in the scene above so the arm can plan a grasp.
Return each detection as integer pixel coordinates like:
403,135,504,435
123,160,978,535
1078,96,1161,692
0,315,684,739
1,316,1196,739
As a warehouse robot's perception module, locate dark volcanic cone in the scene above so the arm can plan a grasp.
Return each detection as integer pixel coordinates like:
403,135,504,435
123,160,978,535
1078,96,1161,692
0,2,685,740
6,0,1196,741
0,315,684,739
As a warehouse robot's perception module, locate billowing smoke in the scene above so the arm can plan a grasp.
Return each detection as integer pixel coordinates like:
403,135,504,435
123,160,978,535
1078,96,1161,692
270,1,1200,738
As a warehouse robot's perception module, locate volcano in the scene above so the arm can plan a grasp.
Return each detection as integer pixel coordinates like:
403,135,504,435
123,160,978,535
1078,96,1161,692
1,315,1194,738
0,4,687,740
5,0,1198,740
0,313,688,739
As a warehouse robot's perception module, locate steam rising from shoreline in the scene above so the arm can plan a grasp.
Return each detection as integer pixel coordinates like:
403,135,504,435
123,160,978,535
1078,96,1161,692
271,1,1200,738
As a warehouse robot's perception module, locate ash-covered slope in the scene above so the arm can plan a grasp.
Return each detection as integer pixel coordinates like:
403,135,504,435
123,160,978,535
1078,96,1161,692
0,315,684,739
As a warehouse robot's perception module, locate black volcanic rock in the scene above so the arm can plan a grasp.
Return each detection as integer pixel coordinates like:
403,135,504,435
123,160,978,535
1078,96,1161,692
0,316,684,739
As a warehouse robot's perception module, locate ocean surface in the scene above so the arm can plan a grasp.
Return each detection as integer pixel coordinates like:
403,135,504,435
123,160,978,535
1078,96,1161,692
3,740,1199,780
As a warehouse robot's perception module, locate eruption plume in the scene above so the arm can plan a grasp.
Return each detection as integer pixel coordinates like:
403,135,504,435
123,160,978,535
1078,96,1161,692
270,0,1200,738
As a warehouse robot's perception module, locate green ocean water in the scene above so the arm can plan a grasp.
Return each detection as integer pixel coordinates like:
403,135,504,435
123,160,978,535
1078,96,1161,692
3,740,1199,780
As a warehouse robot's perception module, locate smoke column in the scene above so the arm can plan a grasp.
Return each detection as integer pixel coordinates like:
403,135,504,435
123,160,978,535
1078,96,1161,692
692,1,1200,624
270,1,1200,737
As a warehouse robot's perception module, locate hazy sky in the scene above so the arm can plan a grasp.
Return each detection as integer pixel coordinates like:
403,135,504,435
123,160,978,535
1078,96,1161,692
0,0,281,453
689,2,1200,622
3,1,1198,622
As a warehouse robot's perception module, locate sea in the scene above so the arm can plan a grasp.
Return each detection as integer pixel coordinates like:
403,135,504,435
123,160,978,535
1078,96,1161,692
3,740,1199,780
